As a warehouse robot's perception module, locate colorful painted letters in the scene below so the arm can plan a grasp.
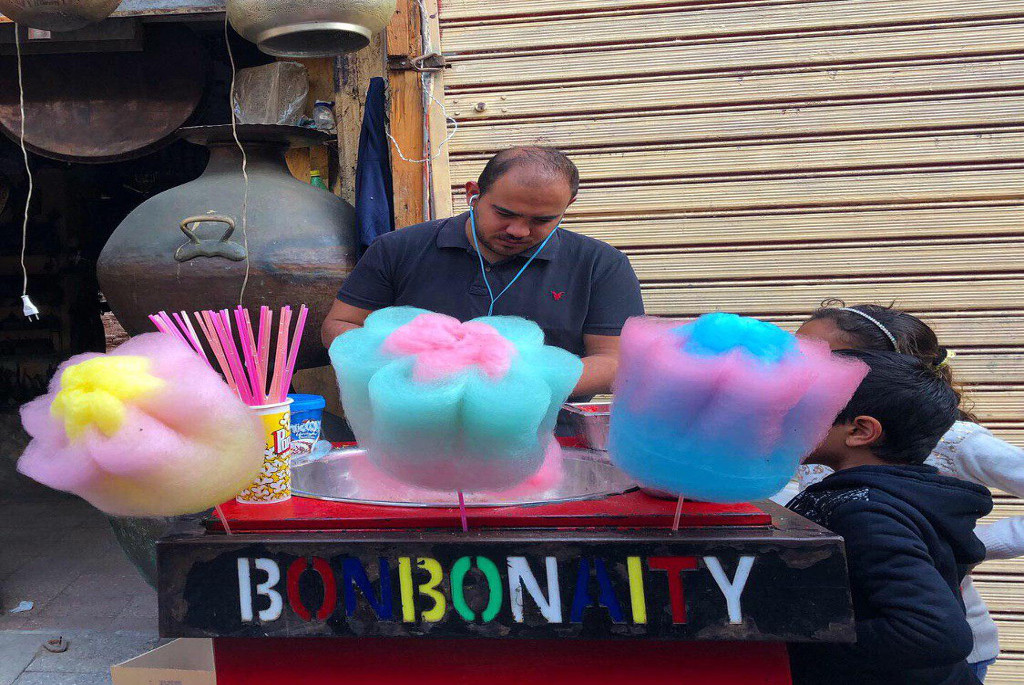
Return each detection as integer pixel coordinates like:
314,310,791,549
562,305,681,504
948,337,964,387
237,554,755,628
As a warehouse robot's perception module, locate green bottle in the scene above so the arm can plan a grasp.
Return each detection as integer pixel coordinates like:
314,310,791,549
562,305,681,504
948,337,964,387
309,170,328,191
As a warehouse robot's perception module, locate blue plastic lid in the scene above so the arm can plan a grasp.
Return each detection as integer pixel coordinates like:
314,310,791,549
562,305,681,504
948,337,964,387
288,393,326,413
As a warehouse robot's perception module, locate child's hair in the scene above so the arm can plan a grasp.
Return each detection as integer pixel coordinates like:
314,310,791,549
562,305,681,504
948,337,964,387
807,299,977,422
833,349,960,465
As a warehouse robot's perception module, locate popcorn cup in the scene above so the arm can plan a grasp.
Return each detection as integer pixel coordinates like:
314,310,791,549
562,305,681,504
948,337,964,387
236,398,293,504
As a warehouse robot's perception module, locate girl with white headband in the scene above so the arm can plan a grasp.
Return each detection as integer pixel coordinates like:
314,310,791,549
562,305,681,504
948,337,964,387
777,299,1024,682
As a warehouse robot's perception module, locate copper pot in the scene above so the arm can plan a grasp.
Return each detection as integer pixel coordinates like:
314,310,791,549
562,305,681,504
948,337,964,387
226,0,396,58
97,124,357,370
0,0,122,32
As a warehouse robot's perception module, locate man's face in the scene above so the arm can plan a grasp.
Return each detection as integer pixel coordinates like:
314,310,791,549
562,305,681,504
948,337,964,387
466,168,576,259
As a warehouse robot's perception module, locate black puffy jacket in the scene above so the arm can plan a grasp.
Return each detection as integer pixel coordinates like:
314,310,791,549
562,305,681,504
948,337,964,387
787,464,992,685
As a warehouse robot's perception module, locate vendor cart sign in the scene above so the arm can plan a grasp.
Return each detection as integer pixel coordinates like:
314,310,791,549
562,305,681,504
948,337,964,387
159,532,854,641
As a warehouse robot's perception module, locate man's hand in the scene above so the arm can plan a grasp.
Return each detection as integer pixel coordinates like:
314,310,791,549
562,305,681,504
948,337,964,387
321,300,374,348
573,333,621,397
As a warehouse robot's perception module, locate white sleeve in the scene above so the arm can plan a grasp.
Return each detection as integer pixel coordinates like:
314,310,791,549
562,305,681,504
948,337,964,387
946,427,1024,560
770,480,801,506
975,519,1024,561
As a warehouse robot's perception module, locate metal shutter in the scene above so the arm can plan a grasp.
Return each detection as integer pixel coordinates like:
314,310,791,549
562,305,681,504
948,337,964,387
438,1,1024,678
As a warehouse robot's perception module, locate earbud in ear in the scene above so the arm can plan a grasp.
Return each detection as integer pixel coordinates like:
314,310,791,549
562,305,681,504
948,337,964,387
469,194,480,206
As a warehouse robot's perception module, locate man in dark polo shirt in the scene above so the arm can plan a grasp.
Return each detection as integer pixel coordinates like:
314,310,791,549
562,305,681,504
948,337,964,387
321,146,644,397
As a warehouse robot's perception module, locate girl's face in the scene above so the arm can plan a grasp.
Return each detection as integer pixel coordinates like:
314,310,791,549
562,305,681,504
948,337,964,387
796,317,855,351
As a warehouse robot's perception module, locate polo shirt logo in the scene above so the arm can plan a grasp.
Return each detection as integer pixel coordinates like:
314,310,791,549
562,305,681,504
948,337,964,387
551,291,566,301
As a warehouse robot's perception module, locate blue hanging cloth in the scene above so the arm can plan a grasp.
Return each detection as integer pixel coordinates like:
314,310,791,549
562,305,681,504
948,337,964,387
355,77,395,256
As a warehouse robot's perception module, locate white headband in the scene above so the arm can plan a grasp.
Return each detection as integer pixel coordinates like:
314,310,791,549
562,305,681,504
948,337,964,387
840,307,899,352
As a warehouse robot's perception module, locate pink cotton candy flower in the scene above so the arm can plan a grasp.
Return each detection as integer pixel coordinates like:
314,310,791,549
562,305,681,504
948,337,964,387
18,333,264,517
383,312,516,383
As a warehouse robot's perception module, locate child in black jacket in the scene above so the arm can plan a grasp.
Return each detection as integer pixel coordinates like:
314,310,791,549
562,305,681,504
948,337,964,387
787,350,993,685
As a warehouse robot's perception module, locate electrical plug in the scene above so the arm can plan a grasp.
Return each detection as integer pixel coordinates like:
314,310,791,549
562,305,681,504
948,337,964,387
21,294,39,321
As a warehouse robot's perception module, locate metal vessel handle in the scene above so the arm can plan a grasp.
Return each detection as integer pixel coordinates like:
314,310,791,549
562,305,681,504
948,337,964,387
175,215,248,262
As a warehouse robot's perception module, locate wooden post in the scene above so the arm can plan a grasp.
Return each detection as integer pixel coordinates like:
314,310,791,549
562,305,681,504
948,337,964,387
333,35,388,205
386,0,427,228
422,0,453,220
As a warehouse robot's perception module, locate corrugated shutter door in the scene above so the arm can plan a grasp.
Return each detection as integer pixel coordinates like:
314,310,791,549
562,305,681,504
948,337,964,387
438,2,1024,679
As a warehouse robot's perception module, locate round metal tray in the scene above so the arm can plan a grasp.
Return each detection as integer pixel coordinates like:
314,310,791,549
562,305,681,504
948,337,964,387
179,124,332,149
292,446,636,508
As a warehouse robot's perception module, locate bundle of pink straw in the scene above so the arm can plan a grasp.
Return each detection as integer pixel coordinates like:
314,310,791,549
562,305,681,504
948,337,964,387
149,306,308,407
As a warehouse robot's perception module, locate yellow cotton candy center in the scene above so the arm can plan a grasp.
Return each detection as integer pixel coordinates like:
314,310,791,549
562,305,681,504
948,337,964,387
50,356,165,441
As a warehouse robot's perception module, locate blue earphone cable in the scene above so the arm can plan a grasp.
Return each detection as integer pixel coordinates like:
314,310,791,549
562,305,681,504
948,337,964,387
469,205,559,316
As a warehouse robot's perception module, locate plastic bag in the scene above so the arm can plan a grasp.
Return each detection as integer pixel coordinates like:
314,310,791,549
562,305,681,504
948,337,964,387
232,62,309,126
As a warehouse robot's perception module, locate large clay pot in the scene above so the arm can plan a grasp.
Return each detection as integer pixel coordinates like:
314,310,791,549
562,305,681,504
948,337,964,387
226,0,397,58
0,0,122,32
98,124,357,370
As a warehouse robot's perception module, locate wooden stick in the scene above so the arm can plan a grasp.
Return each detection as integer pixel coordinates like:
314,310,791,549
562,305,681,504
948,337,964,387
178,311,209,362
172,311,208,363
269,306,292,403
257,306,271,397
234,308,264,405
239,307,265,403
198,311,237,392
672,495,684,532
210,311,245,402
195,312,237,392
214,504,233,536
157,311,188,346
217,309,250,398
149,314,171,335
457,490,469,532
211,311,253,405
221,308,232,337
279,305,308,402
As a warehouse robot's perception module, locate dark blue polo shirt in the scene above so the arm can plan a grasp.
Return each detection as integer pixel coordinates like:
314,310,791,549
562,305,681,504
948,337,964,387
336,212,645,357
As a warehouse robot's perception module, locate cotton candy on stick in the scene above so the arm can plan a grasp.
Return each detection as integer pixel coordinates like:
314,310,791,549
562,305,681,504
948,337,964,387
330,307,583,493
18,333,264,517
609,313,868,505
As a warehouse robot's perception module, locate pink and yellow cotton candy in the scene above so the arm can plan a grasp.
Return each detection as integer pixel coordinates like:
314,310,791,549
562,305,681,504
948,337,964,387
18,333,264,517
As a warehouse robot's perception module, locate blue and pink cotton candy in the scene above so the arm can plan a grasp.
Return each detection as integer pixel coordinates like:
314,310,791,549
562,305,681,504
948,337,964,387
609,313,868,503
329,307,583,492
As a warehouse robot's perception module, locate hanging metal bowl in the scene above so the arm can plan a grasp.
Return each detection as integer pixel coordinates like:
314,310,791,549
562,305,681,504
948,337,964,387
0,24,206,163
0,0,123,33
226,0,397,58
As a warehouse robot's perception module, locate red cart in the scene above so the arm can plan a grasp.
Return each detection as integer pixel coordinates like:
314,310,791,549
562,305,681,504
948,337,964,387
158,466,853,685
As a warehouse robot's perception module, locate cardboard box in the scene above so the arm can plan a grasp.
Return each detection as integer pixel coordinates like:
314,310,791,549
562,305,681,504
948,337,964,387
111,638,216,685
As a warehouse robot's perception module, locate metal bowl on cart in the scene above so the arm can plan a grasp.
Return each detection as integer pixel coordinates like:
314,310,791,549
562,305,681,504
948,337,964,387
291,445,635,508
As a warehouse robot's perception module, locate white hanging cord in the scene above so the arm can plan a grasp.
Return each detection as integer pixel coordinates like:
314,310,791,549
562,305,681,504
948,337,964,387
14,26,38,321
224,15,251,307
386,90,458,164
386,0,457,164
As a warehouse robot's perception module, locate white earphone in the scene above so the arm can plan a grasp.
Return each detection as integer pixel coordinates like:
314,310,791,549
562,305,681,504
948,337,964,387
468,194,480,206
